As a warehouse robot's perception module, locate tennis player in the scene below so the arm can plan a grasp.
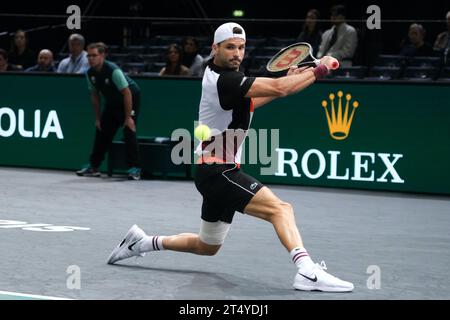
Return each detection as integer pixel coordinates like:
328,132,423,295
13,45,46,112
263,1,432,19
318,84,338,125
107,22,353,292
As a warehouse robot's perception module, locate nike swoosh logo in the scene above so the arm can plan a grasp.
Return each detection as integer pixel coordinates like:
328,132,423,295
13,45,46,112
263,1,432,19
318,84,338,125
128,240,139,251
298,273,318,282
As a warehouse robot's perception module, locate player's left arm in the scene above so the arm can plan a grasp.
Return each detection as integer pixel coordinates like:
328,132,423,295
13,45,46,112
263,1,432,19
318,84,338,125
252,66,311,109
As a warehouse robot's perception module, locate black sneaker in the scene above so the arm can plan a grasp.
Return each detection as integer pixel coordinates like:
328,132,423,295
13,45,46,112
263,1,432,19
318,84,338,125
76,165,101,177
127,167,142,180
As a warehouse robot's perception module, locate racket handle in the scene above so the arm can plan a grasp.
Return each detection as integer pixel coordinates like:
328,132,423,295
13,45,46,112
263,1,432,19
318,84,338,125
313,59,321,66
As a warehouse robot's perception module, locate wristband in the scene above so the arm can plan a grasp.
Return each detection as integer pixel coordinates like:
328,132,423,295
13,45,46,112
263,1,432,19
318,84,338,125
312,64,329,79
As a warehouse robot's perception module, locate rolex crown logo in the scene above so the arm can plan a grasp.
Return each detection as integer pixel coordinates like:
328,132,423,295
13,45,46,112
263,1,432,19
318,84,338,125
322,91,360,140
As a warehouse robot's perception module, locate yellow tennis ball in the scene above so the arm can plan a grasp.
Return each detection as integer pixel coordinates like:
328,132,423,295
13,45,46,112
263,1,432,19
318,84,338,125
194,124,211,141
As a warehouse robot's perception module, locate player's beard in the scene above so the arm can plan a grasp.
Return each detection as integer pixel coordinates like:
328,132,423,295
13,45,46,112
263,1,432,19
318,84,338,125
228,58,241,70
215,52,241,70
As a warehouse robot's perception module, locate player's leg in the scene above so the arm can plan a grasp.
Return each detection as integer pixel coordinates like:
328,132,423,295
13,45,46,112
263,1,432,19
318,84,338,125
139,214,227,256
107,165,234,264
244,186,353,292
244,186,302,251
107,219,226,264
213,167,306,256
160,218,229,256
134,203,229,256
160,232,221,256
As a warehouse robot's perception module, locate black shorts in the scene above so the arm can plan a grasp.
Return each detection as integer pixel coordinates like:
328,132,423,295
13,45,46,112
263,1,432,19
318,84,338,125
194,163,264,224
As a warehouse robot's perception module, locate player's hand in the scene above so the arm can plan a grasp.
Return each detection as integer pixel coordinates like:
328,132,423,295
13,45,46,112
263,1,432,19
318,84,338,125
95,119,101,131
287,65,310,76
320,56,340,70
124,117,136,132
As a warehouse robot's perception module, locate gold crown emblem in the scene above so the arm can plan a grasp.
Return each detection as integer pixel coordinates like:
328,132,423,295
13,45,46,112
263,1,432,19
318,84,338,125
322,91,360,140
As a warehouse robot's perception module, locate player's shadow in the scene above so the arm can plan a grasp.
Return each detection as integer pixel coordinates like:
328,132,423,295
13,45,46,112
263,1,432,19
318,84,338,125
111,263,295,298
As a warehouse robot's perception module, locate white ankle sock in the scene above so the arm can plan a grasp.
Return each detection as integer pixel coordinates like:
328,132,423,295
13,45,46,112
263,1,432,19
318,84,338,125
290,247,314,270
138,235,165,252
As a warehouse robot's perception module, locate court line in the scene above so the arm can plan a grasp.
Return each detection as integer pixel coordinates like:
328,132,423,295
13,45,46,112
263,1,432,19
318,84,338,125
0,290,72,300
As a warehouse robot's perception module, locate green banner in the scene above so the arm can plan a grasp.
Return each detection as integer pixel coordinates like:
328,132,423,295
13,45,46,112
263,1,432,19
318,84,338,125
0,74,449,194
244,82,450,195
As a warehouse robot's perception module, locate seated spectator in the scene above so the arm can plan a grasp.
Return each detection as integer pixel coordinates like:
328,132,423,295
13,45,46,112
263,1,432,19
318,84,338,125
25,49,56,72
433,11,450,52
182,36,205,77
317,5,357,66
8,30,36,70
399,23,433,57
296,9,322,54
0,49,20,72
57,33,90,73
159,43,191,76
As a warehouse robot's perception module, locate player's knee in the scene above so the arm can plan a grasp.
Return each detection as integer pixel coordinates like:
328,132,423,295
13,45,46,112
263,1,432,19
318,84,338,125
284,202,294,215
270,202,294,222
198,220,230,253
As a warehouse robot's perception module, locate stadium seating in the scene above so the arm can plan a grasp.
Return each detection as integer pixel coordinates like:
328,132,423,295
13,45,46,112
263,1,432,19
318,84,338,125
375,55,406,67
122,62,148,74
332,66,368,79
366,66,402,80
402,66,437,81
407,56,441,68
96,36,448,80
438,67,450,81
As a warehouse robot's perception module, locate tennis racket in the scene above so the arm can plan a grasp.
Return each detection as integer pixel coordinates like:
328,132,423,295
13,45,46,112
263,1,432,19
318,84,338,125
266,42,339,73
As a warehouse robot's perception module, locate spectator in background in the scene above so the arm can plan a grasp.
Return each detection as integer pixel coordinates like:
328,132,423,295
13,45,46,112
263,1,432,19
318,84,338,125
25,49,56,72
159,43,191,76
0,49,20,72
97,42,109,58
317,5,357,66
182,36,205,77
433,11,450,53
296,9,322,54
57,33,90,73
399,23,433,57
8,30,36,70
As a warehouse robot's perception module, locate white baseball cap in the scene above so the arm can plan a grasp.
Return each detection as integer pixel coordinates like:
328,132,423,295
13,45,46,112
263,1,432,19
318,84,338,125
213,22,246,44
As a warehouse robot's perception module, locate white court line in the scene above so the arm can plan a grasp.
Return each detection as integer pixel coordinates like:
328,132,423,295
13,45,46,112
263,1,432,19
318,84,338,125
0,290,72,300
